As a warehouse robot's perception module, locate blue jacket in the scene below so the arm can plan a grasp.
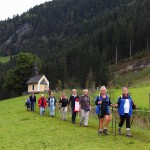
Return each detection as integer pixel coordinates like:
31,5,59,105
117,95,135,116
95,94,111,115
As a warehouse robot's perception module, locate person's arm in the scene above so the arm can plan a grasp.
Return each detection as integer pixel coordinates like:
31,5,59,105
59,99,62,107
54,97,56,106
35,96,36,103
115,97,121,108
109,98,113,106
68,96,71,106
95,96,99,105
132,100,137,110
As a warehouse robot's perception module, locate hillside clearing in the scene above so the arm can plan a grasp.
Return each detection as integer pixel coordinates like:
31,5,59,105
0,56,10,63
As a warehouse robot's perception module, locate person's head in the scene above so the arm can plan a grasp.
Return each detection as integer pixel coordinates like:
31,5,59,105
122,87,128,96
32,92,34,96
100,86,107,95
83,89,88,96
41,94,44,98
50,92,54,97
72,89,77,95
62,93,66,98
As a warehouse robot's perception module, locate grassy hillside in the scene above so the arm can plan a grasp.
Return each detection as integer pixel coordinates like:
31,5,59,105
0,56,10,63
0,91,150,150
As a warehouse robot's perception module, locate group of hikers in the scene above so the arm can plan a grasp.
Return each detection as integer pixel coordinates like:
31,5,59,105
25,86,137,137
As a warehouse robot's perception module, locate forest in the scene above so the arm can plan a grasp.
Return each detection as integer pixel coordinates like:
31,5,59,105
0,0,150,99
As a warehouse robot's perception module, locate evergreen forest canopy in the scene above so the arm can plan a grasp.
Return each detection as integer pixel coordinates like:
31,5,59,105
0,0,150,99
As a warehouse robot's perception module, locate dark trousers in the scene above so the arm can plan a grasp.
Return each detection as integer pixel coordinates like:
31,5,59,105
31,103,34,111
71,107,77,123
119,113,131,128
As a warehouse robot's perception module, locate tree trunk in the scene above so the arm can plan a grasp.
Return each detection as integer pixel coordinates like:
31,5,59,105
116,43,118,64
147,36,149,52
130,39,132,60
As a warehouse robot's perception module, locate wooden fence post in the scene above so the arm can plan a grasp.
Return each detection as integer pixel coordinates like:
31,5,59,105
149,94,150,111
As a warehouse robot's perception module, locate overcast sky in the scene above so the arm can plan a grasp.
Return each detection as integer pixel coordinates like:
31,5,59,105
0,0,50,21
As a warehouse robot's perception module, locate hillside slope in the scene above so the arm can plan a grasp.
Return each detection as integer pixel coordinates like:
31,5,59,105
110,52,150,87
0,95,150,150
0,0,150,89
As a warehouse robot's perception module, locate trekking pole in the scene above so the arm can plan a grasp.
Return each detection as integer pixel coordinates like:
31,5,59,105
131,109,136,127
98,116,100,136
114,108,117,136
112,107,114,134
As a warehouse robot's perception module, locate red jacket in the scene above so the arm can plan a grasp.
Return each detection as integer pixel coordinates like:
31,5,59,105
38,97,47,108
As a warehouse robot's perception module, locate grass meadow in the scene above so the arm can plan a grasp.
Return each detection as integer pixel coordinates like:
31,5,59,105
0,87,150,150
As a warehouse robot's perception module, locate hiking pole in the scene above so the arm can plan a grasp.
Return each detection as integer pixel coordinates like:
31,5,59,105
114,108,117,136
112,107,114,134
98,116,100,136
131,109,136,128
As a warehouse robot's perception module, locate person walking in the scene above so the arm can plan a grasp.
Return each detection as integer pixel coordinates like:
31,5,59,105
80,89,91,127
69,89,80,124
30,93,36,112
95,86,112,135
59,93,68,121
115,87,137,137
47,93,56,117
38,94,47,116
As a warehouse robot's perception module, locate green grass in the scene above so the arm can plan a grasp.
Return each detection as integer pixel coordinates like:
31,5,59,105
0,94,150,150
0,56,10,63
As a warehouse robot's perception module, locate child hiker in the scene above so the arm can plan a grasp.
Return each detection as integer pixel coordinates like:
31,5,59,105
25,96,31,111
59,93,68,121
47,93,56,117
38,94,47,116
95,86,113,135
115,87,137,137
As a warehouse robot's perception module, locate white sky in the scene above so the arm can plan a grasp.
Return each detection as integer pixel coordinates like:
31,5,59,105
0,0,50,21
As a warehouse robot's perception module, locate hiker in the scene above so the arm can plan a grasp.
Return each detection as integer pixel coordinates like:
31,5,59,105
47,93,56,117
115,87,137,137
80,89,91,127
95,86,112,135
59,93,69,121
25,96,31,111
30,93,36,111
38,94,47,116
69,89,80,124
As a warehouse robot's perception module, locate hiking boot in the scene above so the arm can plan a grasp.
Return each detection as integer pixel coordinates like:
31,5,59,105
126,130,132,137
103,129,109,135
98,130,103,135
80,121,83,126
118,128,122,135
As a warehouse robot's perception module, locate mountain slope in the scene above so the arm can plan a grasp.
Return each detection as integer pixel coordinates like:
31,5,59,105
0,0,150,89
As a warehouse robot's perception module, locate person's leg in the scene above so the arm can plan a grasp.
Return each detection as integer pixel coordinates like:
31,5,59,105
64,106,67,120
72,108,76,123
42,107,45,115
80,109,85,126
32,104,34,111
84,111,89,126
118,115,126,134
71,108,74,123
61,107,64,120
125,114,132,136
31,104,33,111
40,107,43,115
74,111,77,123
104,115,111,128
52,106,55,116
103,115,111,135
99,118,104,130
